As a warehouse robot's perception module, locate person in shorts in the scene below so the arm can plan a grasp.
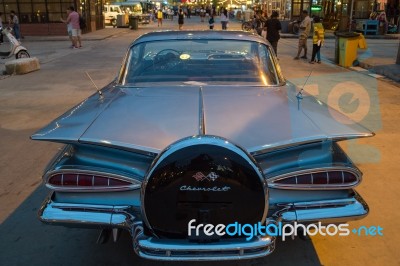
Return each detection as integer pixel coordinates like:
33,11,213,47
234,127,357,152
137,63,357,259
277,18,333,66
294,10,311,60
61,6,81,49
61,10,74,48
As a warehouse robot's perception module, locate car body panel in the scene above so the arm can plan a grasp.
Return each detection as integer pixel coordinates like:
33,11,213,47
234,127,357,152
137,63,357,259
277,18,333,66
32,83,373,155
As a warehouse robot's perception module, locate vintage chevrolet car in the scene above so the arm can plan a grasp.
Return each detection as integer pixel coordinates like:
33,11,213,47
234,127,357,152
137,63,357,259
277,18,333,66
32,31,373,261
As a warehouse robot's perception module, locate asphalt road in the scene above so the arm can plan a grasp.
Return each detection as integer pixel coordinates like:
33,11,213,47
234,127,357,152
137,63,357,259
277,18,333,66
0,18,399,266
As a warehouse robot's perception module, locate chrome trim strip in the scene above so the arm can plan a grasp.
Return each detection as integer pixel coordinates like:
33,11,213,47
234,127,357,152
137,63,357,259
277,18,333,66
268,46,281,85
267,166,362,190
249,134,374,156
79,139,160,157
136,235,275,261
44,169,142,192
198,86,206,135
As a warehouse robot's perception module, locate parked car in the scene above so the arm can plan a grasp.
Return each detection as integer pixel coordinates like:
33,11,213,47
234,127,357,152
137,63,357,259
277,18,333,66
32,31,373,261
103,4,123,27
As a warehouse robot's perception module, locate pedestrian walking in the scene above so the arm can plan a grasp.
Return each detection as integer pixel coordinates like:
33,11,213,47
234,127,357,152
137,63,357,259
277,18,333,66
220,8,229,30
61,6,81,49
9,11,21,41
294,10,311,60
150,9,155,23
77,12,85,48
265,11,282,56
208,14,215,29
157,9,163,27
61,10,74,48
178,9,184,30
200,6,205,22
310,16,324,64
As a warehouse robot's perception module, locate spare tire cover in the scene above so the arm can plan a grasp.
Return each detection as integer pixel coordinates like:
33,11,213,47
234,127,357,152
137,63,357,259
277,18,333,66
142,136,268,239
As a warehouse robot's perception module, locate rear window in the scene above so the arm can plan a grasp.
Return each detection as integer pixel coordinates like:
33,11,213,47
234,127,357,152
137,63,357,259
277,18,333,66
120,39,281,86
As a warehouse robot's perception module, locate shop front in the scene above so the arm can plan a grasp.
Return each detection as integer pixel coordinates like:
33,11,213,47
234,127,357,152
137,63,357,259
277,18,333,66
285,0,396,31
0,0,105,36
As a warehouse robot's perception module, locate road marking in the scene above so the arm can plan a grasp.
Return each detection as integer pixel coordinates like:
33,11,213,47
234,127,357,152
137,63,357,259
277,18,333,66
368,73,385,78
349,66,368,72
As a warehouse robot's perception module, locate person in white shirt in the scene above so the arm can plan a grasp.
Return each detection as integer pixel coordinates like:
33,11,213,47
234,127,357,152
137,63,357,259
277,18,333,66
220,8,229,30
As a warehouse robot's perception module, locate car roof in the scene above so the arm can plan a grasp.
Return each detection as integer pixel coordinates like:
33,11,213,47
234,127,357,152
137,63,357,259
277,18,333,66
131,30,270,46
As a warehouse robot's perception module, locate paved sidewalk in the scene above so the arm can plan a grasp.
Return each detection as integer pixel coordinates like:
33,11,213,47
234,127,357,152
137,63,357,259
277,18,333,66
9,18,400,83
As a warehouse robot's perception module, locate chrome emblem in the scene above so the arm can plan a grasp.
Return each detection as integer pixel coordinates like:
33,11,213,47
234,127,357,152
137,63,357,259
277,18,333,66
193,171,219,182
193,172,206,181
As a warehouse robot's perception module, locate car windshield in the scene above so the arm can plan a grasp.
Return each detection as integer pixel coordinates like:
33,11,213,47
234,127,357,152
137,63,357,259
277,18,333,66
120,39,281,86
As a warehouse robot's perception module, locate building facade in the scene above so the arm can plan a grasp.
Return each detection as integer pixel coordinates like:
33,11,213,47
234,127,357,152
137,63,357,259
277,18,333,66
0,0,398,35
0,0,105,36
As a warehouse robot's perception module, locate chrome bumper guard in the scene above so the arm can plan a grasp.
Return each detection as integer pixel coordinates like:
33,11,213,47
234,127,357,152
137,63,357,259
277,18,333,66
38,191,368,261
278,192,369,223
38,194,137,229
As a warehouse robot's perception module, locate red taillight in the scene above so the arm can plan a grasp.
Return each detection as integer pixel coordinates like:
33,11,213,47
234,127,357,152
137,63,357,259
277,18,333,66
343,171,357,183
94,176,108,186
313,172,328,184
271,170,360,189
328,171,343,183
63,174,78,186
48,174,62,185
296,174,311,184
77,174,93,186
48,173,133,189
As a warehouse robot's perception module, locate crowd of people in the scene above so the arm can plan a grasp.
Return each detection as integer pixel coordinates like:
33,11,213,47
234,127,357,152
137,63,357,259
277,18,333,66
1,6,326,61
150,5,231,31
145,5,325,62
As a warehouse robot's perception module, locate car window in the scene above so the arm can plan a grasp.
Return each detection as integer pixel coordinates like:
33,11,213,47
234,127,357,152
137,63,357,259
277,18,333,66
121,40,280,86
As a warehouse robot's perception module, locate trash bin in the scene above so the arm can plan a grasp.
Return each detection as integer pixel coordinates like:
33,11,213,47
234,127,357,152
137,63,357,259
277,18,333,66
129,16,139,30
116,14,128,28
334,32,367,67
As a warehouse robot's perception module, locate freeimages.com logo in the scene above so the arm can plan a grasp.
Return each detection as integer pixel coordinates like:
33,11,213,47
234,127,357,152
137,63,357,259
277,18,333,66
188,219,383,241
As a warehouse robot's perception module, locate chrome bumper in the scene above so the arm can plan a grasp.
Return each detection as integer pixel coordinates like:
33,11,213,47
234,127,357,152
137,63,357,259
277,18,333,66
135,235,275,261
278,192,369,224
38,191,368,261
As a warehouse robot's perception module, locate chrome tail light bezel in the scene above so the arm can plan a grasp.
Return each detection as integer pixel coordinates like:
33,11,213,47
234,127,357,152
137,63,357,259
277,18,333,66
267,167,362,190
44,169,142,192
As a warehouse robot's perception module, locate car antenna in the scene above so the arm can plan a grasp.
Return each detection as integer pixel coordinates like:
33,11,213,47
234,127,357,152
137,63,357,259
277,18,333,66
296,70,313,109
85,71,103,99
